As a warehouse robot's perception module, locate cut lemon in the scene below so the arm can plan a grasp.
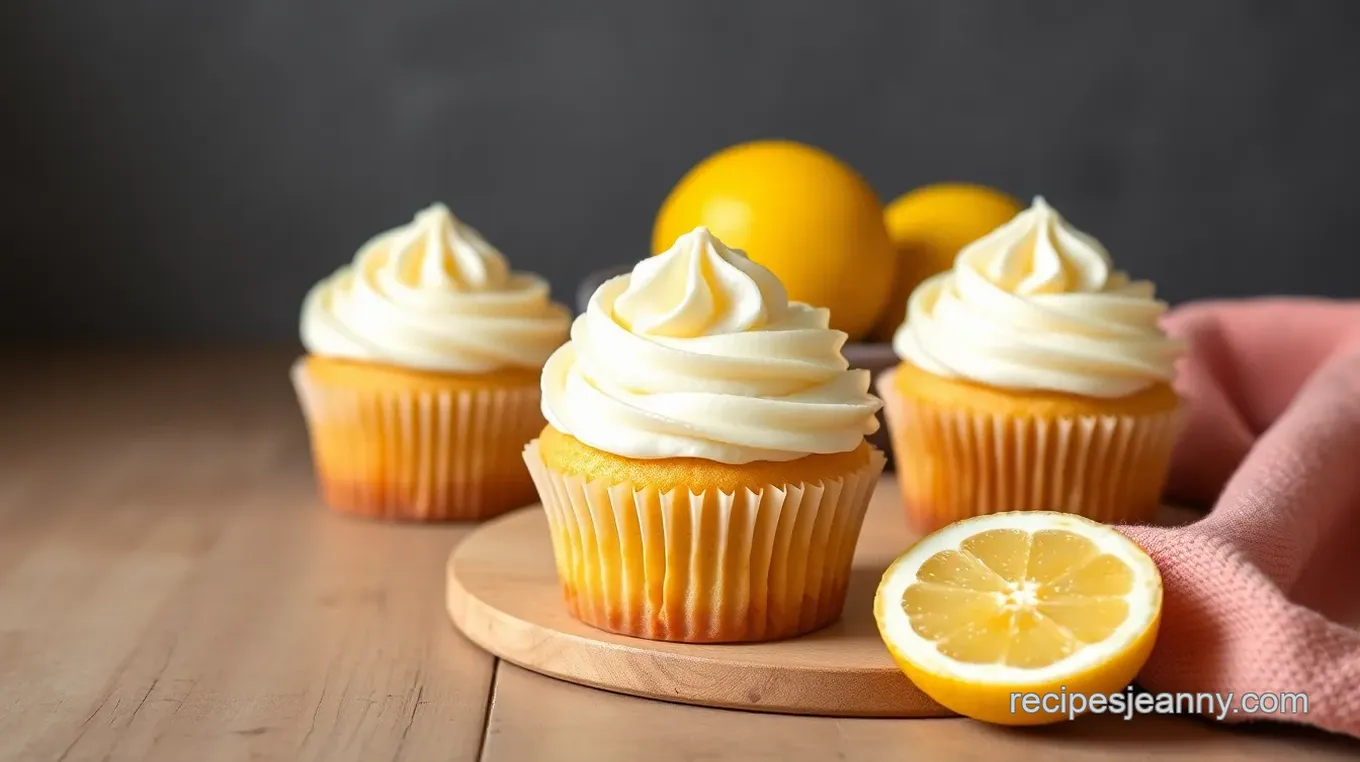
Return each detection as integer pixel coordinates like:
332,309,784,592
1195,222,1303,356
874,511,1162,725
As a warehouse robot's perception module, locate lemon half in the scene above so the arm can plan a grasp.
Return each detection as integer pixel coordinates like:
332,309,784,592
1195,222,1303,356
874,511,1162,725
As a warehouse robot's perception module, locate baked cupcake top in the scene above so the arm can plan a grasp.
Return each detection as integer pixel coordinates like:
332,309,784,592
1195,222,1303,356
301,203,570,373
541,226,882,464
892,197,1184,399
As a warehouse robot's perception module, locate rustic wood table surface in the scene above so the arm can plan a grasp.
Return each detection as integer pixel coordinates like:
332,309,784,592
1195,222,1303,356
2,349,1357,762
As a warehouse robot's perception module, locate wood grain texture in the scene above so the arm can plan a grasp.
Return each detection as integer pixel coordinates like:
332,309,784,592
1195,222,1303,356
484,662,1360,762
0,350,493,762
1,350,1357,761
446,479,951,717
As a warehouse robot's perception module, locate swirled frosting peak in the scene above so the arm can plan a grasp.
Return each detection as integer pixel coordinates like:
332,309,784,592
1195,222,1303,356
542,226,882,464
613,226,791,337
893,196,1184,398
301,203,570,373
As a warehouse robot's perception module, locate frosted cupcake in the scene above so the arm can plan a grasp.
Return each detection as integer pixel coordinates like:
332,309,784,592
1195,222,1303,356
293,203,571,521
525,226,886,643
881,197,1185,533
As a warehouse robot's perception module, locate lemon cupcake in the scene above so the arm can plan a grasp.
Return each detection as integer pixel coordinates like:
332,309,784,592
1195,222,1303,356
880,197,1185,533
293,203,571,522
525,226,886,643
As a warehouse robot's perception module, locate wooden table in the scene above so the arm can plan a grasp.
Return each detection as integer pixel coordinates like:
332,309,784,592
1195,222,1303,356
2,349,1356,762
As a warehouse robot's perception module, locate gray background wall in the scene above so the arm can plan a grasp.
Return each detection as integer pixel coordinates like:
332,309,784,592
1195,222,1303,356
4,0,1359,344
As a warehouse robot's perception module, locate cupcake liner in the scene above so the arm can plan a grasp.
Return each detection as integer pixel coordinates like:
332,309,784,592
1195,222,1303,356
878,370,1182,533
523,440,887,643
291,359,543,522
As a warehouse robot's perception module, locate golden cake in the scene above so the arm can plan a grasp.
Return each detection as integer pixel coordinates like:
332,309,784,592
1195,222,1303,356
292,203,570,521
525,226,886,643
880,197,1184,533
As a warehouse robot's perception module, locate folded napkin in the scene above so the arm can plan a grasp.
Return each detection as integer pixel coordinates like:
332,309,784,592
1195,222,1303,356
1119,298,1360,738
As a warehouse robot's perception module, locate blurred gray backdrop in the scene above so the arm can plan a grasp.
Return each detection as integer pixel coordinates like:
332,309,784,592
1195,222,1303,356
4,0,1359,343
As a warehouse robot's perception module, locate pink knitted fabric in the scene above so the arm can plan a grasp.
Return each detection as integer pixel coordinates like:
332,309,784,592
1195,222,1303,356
1118,297,1360,737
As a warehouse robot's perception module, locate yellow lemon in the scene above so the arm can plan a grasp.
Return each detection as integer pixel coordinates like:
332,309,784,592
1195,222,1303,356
868,183,1024,342
653,141,896,341
874,511,1162,725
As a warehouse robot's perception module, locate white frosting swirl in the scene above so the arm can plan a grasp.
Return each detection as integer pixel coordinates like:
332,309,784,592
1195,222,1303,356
542,226,882,464
893,197,1184,398
301,203,570,373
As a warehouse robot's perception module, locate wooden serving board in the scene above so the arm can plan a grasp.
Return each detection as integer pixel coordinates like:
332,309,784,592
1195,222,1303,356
445,477,1202,717
445,476,952,717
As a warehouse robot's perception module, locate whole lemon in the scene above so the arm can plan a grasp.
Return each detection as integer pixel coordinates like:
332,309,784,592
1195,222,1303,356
653,141,897,342
867,183,1025,342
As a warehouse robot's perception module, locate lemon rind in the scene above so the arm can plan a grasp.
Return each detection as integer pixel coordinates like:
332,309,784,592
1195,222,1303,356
875,511,1163,686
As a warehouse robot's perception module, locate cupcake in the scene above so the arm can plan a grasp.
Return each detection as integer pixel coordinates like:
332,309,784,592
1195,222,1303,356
293,203,571,521
880,197,1185,533
524,226,887,643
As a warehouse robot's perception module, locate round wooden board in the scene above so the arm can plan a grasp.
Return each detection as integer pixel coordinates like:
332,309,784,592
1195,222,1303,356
445,476,953,717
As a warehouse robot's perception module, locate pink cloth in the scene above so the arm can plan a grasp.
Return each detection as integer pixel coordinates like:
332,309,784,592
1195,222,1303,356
1119,297,1360,738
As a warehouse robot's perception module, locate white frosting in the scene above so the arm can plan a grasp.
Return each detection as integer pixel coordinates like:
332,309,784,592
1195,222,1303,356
893,197,1184,398
301,203,570,373
542,226,882,464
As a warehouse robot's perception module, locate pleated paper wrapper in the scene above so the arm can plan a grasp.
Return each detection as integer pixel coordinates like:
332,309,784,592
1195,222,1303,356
291,360,543,522
878,371,1182,533
523,439,887,643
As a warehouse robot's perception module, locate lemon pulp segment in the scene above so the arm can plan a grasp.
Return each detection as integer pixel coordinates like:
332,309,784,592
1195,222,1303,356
873,511,1162,725
903,528,1135,669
